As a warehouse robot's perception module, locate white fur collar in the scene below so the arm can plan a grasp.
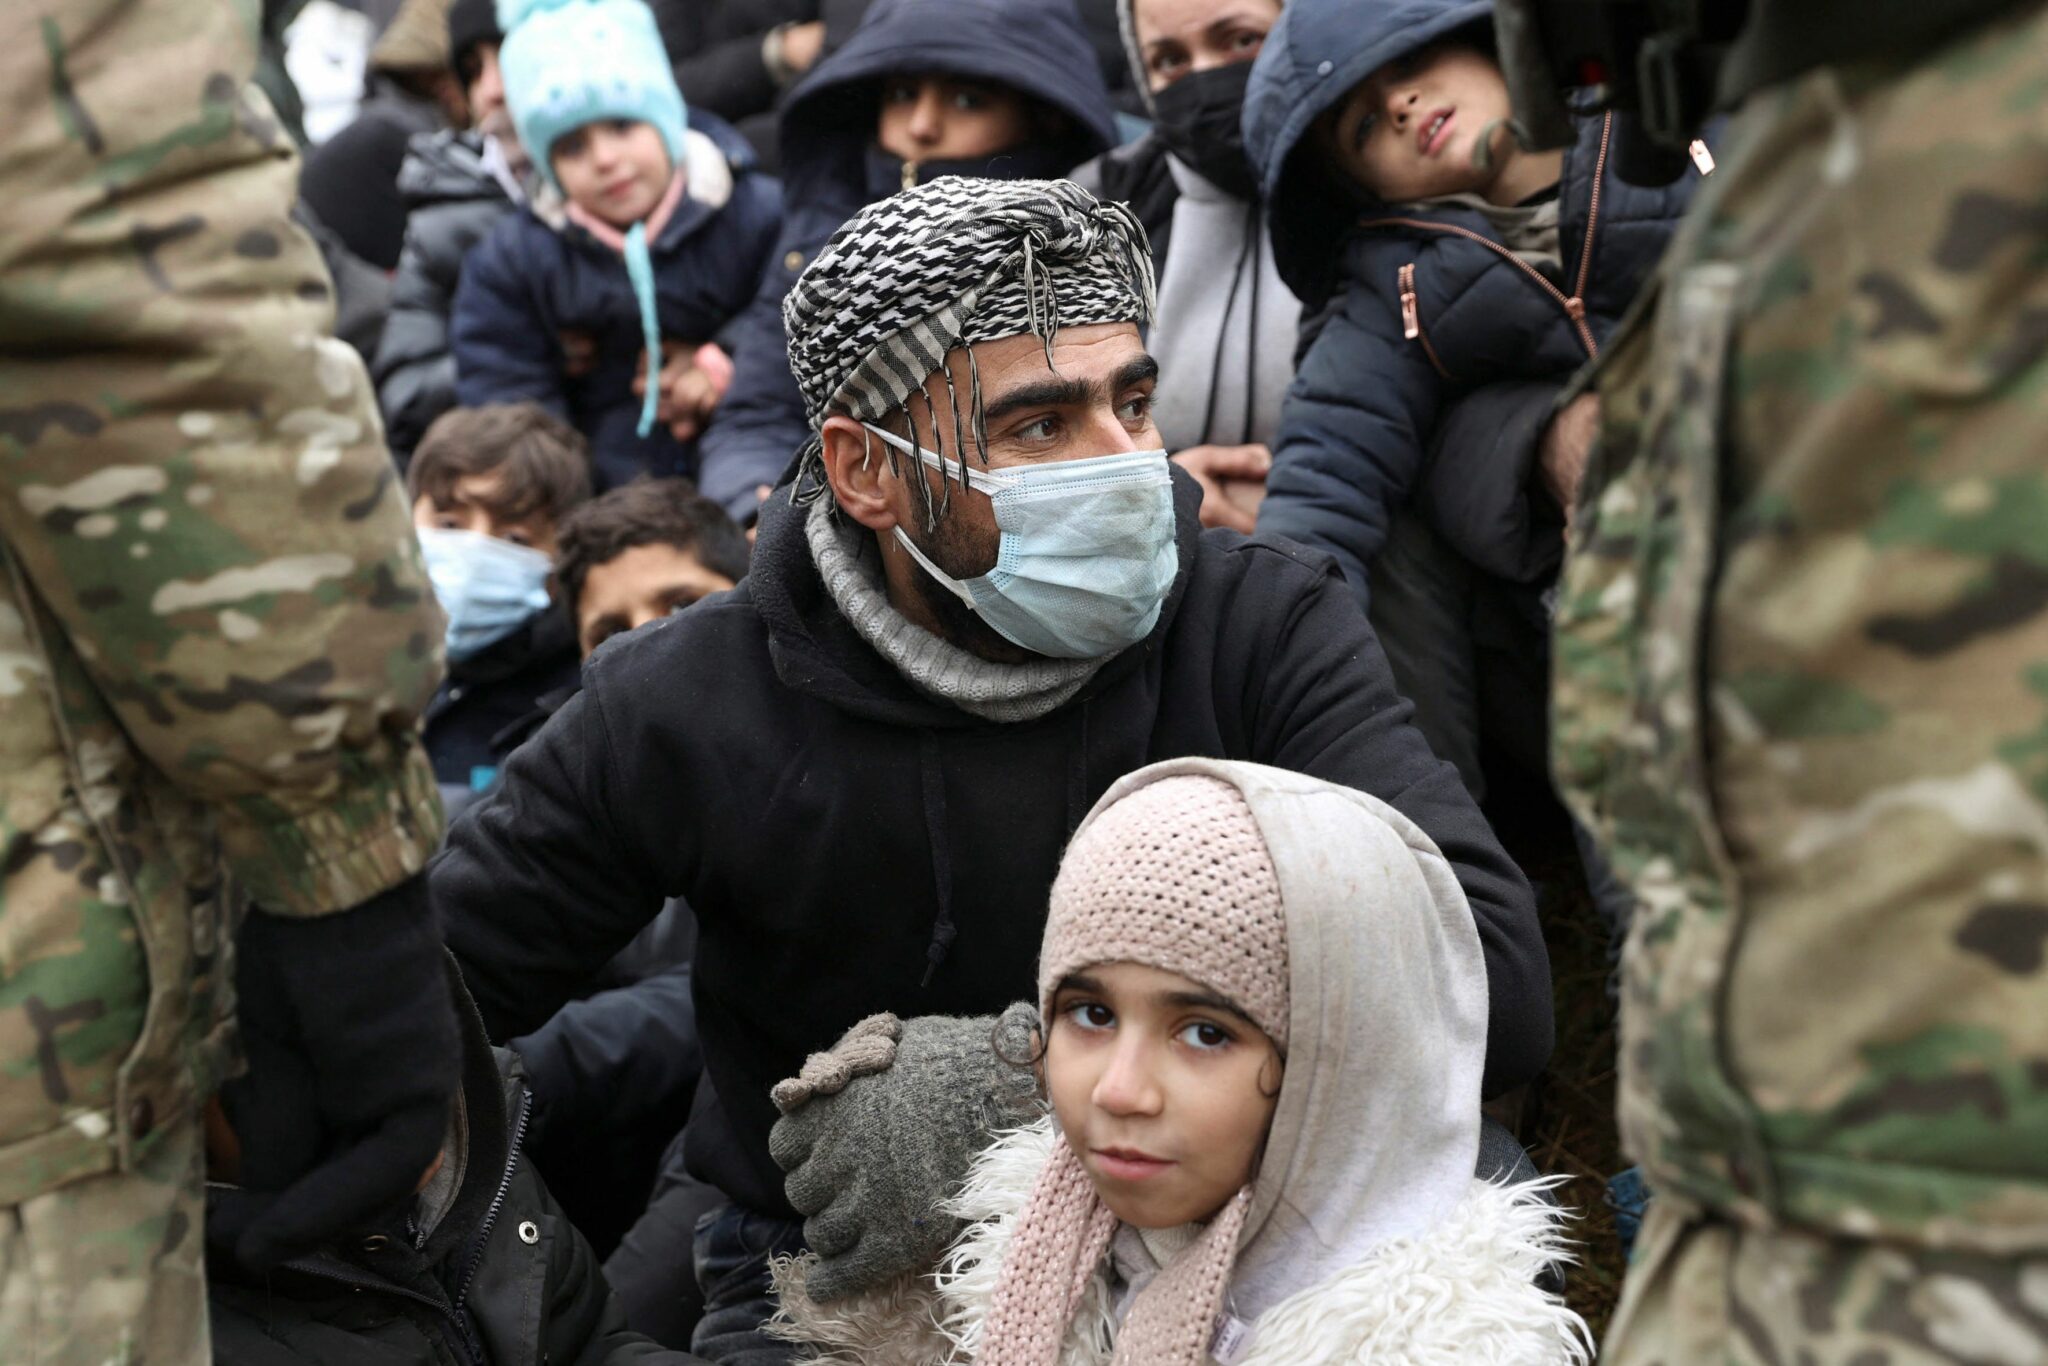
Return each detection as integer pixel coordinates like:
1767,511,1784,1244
773,1119,1592,1365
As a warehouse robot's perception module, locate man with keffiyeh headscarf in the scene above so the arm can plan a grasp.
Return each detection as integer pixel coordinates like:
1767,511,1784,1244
434,175,1548,1364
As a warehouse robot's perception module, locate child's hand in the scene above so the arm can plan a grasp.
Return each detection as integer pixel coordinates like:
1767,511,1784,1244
635,342,732,442
1172,444,1271,535
1540,393,1601,528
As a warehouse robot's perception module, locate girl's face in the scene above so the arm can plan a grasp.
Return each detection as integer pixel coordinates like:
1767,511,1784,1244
1045,962,1282,1229
1319,41,1519,204
876,75,1034,165
552,118,673,228
1133,0,1281,95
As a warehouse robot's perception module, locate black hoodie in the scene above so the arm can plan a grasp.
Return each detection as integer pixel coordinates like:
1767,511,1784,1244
434,471,1550,1217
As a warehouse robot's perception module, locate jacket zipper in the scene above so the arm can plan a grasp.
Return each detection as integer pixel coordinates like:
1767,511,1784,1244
901,158,919,192
1397,263,1452,378
1365,111,1615,360
454,1087,534,1311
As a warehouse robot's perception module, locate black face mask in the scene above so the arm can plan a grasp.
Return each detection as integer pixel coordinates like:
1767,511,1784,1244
1149,60,1261,202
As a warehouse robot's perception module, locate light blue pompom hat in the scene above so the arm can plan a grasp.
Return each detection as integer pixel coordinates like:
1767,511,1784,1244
496,0,689,436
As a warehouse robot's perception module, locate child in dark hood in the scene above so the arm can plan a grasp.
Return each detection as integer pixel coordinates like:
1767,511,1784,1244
696,0,1118,520
451,0,783,504
1245,0,1711,616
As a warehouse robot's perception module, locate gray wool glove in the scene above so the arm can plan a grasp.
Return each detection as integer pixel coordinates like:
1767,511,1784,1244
768,1003,1043,1304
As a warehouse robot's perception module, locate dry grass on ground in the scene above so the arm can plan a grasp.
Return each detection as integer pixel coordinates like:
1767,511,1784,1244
1489,775,1627,1342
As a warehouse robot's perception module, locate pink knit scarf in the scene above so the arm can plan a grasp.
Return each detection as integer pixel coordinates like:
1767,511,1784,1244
977,1135,1253,1366
564,168,686,253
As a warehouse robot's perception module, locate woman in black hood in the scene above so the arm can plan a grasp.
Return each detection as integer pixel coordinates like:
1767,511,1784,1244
695,0,1118,518
1074,0,1301,536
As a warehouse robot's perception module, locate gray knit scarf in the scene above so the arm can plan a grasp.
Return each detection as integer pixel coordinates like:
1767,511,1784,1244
805,501,1102,724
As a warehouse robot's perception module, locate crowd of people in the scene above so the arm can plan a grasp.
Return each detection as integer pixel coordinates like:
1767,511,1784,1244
6,0,2045,1361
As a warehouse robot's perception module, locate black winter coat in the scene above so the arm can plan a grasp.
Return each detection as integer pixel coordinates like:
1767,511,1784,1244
207,973,702,1366
434,470,1550,1219
450,116,784,504
1243,0,1705,614
374,130,518,464
423,601,582,793
696,0,1119,504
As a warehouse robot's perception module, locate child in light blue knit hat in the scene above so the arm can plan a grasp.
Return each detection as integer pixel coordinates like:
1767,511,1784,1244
449,0,785,498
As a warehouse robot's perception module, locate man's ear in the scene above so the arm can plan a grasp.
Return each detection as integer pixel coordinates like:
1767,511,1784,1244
820,415,899,534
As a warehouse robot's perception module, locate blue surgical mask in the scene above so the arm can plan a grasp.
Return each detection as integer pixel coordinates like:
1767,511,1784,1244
861,425,1179,660
416,526,554,661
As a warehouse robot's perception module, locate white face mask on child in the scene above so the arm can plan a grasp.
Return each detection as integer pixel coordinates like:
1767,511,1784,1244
417,527,553,661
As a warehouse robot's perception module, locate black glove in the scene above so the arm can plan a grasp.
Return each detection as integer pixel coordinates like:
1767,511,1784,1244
768,1004,1043,1303
218,873,459,1270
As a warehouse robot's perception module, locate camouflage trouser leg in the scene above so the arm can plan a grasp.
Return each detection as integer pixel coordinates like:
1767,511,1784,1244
0,1112,207,1366
1605,1200,2048,1365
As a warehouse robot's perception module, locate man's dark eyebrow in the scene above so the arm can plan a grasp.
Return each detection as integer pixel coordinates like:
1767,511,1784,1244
982,376,1095,426
981,354,1162,427
1117,355,1161,391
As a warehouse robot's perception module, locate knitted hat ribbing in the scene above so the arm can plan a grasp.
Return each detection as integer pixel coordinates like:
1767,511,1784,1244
495,0,688,192
1038,774,1289,1049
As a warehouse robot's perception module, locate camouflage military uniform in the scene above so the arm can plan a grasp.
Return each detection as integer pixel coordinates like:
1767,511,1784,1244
0,2,446,1360
1552,3,2048,1359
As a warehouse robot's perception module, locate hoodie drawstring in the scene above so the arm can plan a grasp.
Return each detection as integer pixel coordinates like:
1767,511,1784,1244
625,219,662,438
918,732,957,987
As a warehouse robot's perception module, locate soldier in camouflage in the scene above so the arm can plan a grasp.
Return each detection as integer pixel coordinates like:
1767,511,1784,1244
1,2,459,1360
1535,0,2048,1358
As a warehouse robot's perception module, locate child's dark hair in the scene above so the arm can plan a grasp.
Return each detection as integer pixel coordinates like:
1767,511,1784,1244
553,477,752,610
407,403,592,524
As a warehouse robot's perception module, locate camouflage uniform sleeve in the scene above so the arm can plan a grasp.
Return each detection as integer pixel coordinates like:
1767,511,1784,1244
0,0,445,917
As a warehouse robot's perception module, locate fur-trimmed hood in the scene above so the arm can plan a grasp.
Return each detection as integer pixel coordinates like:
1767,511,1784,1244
774,1117,1590,1365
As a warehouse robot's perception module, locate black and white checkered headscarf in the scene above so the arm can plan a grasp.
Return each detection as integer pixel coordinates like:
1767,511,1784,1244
784,176,1156,520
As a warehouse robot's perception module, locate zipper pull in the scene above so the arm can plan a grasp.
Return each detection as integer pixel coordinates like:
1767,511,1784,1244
1399,263,1420,340
901,158,919,193
1689,139,1716,175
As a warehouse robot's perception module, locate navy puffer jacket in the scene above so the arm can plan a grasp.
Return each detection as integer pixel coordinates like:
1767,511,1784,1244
1244,0,1705,612
695,0,1118,507
451,114,784,503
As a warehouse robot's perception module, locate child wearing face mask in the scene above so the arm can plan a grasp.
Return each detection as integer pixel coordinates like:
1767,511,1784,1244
450,0,784,500
1246,0,1711,617
410,403,591,807
771,758,1589,1364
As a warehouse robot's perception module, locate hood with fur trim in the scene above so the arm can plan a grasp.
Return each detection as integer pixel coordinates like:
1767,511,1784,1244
774,1118,1590,1365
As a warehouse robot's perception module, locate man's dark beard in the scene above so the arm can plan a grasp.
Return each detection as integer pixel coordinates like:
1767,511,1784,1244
901,512,1040,666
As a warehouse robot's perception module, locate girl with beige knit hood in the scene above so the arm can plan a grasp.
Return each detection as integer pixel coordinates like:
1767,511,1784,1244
772,757,1590,1364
